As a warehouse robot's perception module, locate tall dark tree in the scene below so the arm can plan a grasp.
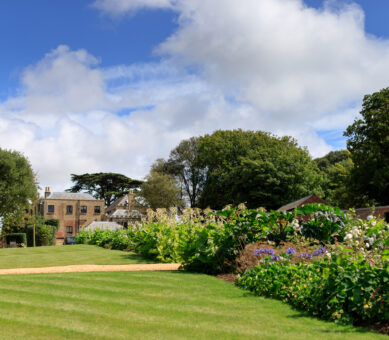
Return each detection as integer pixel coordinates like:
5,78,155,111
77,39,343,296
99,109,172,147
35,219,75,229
67,173,142,206
151,137,206,207
167,137,206,207
344,87,389,206
197,129,324,210
0,148,37,224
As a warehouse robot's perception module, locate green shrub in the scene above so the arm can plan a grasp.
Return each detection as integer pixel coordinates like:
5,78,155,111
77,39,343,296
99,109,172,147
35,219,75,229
75,230,91,244
73,204,351,274
25,217,60,247
236,259,389,325
5,233,27,245
44,219,60,245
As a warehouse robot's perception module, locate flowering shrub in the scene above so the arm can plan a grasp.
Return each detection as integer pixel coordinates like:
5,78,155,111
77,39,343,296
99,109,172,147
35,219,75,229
236,258,389,325
296,204,348,243
75,204,388,277
253,246,327,263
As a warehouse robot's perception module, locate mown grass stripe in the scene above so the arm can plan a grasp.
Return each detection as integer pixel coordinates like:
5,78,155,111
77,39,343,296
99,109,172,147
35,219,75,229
0,272,385,340
0,299,264,339
0,245,151,269
0,316,113,340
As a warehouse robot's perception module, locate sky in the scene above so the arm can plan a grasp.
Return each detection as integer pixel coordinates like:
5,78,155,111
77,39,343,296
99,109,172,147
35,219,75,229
1,0,389,192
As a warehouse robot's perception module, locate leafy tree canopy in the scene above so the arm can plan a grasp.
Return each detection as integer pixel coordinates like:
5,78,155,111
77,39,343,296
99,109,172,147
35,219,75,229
152,137,206,207
344,87,389,206
0,148,37,224
66,173,142,206
314,150,353,208
197,129,324,210
140,171,183,209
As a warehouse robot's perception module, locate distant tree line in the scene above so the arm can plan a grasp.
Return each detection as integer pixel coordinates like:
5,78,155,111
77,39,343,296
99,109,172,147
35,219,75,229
1,87,389,224
144,87,389,210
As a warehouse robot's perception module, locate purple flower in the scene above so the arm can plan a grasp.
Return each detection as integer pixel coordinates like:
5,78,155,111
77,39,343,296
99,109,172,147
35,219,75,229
253,248,275,256
286,248,296,255
312,247,327,256
297,253,312,260
270,254,280,262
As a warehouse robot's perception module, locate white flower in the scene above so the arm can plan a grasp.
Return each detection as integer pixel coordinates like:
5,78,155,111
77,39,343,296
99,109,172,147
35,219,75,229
367,215,374,221
344,233,353,241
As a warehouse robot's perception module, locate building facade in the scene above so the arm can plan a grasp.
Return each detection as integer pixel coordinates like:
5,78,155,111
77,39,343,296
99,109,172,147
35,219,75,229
38,187,105,244
104,190,146,228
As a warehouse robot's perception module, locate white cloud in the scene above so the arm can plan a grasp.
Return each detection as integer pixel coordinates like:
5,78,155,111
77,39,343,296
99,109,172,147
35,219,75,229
92,0,175,16
4,0,389,191
20,45,109,115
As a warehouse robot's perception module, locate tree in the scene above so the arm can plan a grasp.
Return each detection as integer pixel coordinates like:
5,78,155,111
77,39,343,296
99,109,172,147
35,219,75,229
140,171,183,209
152,137,206,207
197,129,324,210
344,87,389,206
67,173,142,206
0,148,37,228
314,150,353,208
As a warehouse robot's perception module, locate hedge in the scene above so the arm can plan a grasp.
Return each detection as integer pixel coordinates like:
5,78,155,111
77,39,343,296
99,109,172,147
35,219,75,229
5,233,27,245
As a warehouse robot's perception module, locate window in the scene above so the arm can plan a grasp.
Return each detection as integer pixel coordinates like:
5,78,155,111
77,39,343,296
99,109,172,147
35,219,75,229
66,205,73,214
385,212,389,223
80,206,87,214
94,206,101,214
48,205,54,213
66,226,73,234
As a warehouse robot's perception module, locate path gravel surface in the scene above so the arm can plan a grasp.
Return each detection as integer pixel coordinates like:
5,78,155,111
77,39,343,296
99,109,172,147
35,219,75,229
0,263,181,275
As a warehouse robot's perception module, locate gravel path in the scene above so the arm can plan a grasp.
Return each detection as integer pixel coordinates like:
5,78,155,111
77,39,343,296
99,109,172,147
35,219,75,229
0,263,181,275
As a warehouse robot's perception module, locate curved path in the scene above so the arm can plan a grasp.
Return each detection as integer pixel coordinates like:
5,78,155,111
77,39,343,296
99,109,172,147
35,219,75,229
0,263,181,275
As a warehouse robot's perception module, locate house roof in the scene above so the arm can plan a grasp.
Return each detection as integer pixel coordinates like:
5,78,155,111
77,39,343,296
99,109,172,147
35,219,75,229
45,192,100,201
111,209,144,218
83,221,122,231
355,205,389,211
106,194,129,212
277,194,327,212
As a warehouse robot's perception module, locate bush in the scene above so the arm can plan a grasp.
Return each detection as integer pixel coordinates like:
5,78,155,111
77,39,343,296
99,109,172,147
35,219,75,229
44,219,60,245
5,233,27,246
236,258,389,325
25,217,60,247
73,204,351,274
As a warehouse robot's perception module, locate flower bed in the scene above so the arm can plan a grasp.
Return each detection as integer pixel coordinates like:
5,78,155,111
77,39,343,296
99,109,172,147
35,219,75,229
236,257,389,326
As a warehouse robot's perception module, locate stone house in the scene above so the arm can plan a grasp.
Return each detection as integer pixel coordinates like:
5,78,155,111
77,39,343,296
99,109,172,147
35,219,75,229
104,189,146,228
38,187,105,244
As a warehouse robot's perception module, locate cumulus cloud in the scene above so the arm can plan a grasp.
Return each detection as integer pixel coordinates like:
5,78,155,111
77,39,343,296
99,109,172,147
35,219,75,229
20,45,108,115
4,0,389,191
96,0,389,119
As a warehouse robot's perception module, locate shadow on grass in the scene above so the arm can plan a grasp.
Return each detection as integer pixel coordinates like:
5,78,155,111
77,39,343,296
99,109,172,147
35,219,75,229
119,252,153,264
238,289,380,335
287,313,374,334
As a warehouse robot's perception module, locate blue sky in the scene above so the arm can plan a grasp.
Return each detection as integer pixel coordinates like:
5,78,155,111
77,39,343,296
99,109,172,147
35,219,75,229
1,0,389,190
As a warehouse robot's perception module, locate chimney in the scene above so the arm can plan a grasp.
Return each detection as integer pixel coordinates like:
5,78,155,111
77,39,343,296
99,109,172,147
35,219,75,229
128,189,134,209
45,186,51,199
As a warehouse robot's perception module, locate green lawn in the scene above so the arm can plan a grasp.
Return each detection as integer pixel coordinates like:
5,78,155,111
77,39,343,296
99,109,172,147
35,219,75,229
0,245,151,269
0,271,385,340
